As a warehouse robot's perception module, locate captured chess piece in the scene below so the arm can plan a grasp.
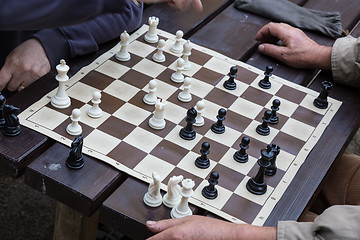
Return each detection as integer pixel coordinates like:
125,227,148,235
66,135,84,169
152,39,166,63
115,30,131,61
144,16,159,43
179,108,197,140
66,108,82,136
265,144,280,176
182,40,192,70
246,145,274,195
233,136,250,163
269,99,280,124
149,99,166,130
163,175,183,208
2,104,21,137
171,178,195,218
256,110,271,136
223,66,237,90
193,100,205,127
258,66,273,89
51,59,71,109
0,92,6,129
195,142,210,169
313,81,333,109
211,108,226,134
170,30,184,54
202,171,219,199
143,172,163,207
178,77,192,102
171,58,185,83
87,91,103,118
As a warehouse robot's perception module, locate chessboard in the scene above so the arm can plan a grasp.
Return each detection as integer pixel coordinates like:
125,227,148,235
19,24,341,225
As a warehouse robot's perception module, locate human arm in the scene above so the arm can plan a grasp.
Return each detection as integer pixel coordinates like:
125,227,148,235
142,0,203,11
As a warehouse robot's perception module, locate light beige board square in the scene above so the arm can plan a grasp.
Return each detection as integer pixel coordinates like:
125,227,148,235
123,127,163,153
96,60,130,79
219,148,258,175
280,118,315,141
142,79,178,100
193,180,233,210
243,121,279,143
163,102,187,124
67,82,99,103
276,151,296,172
229,98,263,119
133,59,167,78
128,40,156,57
204,57,234,75
264,96,298,117
103,80,139,102
165,125,202,150
250,75,282,95
112,103,151,126
84,129,121,155
188,78,214,99
201,100,223,120
27,106,68,130
79,104,111,128
300,94,328,115
216,76,249,97
177,151,216,179
134,155,175,180
234,176,274,205
204,127,240,147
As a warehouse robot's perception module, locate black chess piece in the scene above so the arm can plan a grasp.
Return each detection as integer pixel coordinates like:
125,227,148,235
269,99,280,124
211,108,226,134
258,66,273,89
233,136,250,163
0,93,6,129
246,145,274,195
265,144,280,176
202,171,219,199
179,108,197,140
256,110,271,136
195,142,210,169
223,66,237,90
66,135,84,169
313,81,333,109
2,104,21,137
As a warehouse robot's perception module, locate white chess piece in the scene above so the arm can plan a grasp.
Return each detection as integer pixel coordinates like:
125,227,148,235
194,100,205,127
170,30,184,54
182,40,192,70
152,39,166,63
66,108,82,136
149,99,166,130
171,178,195,218
115,31,130,61
144,16,159,43
143,172,163,207
163,175,183,208
178,77,192,102
51,59,71,109
171,58,185,83
87,91,103,118
143,79,157,105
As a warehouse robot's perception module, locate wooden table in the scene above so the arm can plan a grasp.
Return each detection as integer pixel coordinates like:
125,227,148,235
1,0,360,239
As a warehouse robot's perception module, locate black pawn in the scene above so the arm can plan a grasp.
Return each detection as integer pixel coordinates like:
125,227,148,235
211,108,226,134
246,145,273,195
233,136,250,163
223,66,237,90
179,108,197,140
195,142,210,169
202,171,219,199
313,81,333,109
2,104,21,137
258,66,273,89
256,110,271,136
269,99,280,124
0,93,6,129
265,144,280,176
66,135,84,169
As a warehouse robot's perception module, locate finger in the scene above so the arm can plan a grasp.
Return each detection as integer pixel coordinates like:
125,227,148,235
0,67,12,91
258,43,287,61
146,218,186,233
192,0,203,11
255,22,291,43
6,71,30,92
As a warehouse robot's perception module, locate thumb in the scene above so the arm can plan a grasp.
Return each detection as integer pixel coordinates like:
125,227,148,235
258,43,286,60
146,218,184,233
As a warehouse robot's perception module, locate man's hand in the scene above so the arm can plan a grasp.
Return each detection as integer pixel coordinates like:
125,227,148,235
256,22,331,70
142,0,203,11
0,38,51,91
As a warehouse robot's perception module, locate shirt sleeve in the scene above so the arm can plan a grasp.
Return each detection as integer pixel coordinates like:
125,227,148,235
331,35,360,87
277,205,360,240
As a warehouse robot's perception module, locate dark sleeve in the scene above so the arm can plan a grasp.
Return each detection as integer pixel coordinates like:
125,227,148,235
0,0,133,30
32,1,143,68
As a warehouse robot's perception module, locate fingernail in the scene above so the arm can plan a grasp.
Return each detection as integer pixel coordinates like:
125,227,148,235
147,220,156,226
258,44,265,52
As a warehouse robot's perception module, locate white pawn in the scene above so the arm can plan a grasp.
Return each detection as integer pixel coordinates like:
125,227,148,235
178,77,192,102
182,40,192,70
115,31,130,61
194,100,205,127
152,39,166,63
144,16,159,43
51,59,71,109
149,99,166,130
87,91,103,118
170,30,183,54
143,79,157,105
143,172,162,207
163,175,183,208
171,178,195,218
66,108,82,136
171,58,185,83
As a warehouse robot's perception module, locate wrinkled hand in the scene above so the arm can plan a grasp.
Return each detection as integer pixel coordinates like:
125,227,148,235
142,0,203,11
0,38,51,91
256,22,331,70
